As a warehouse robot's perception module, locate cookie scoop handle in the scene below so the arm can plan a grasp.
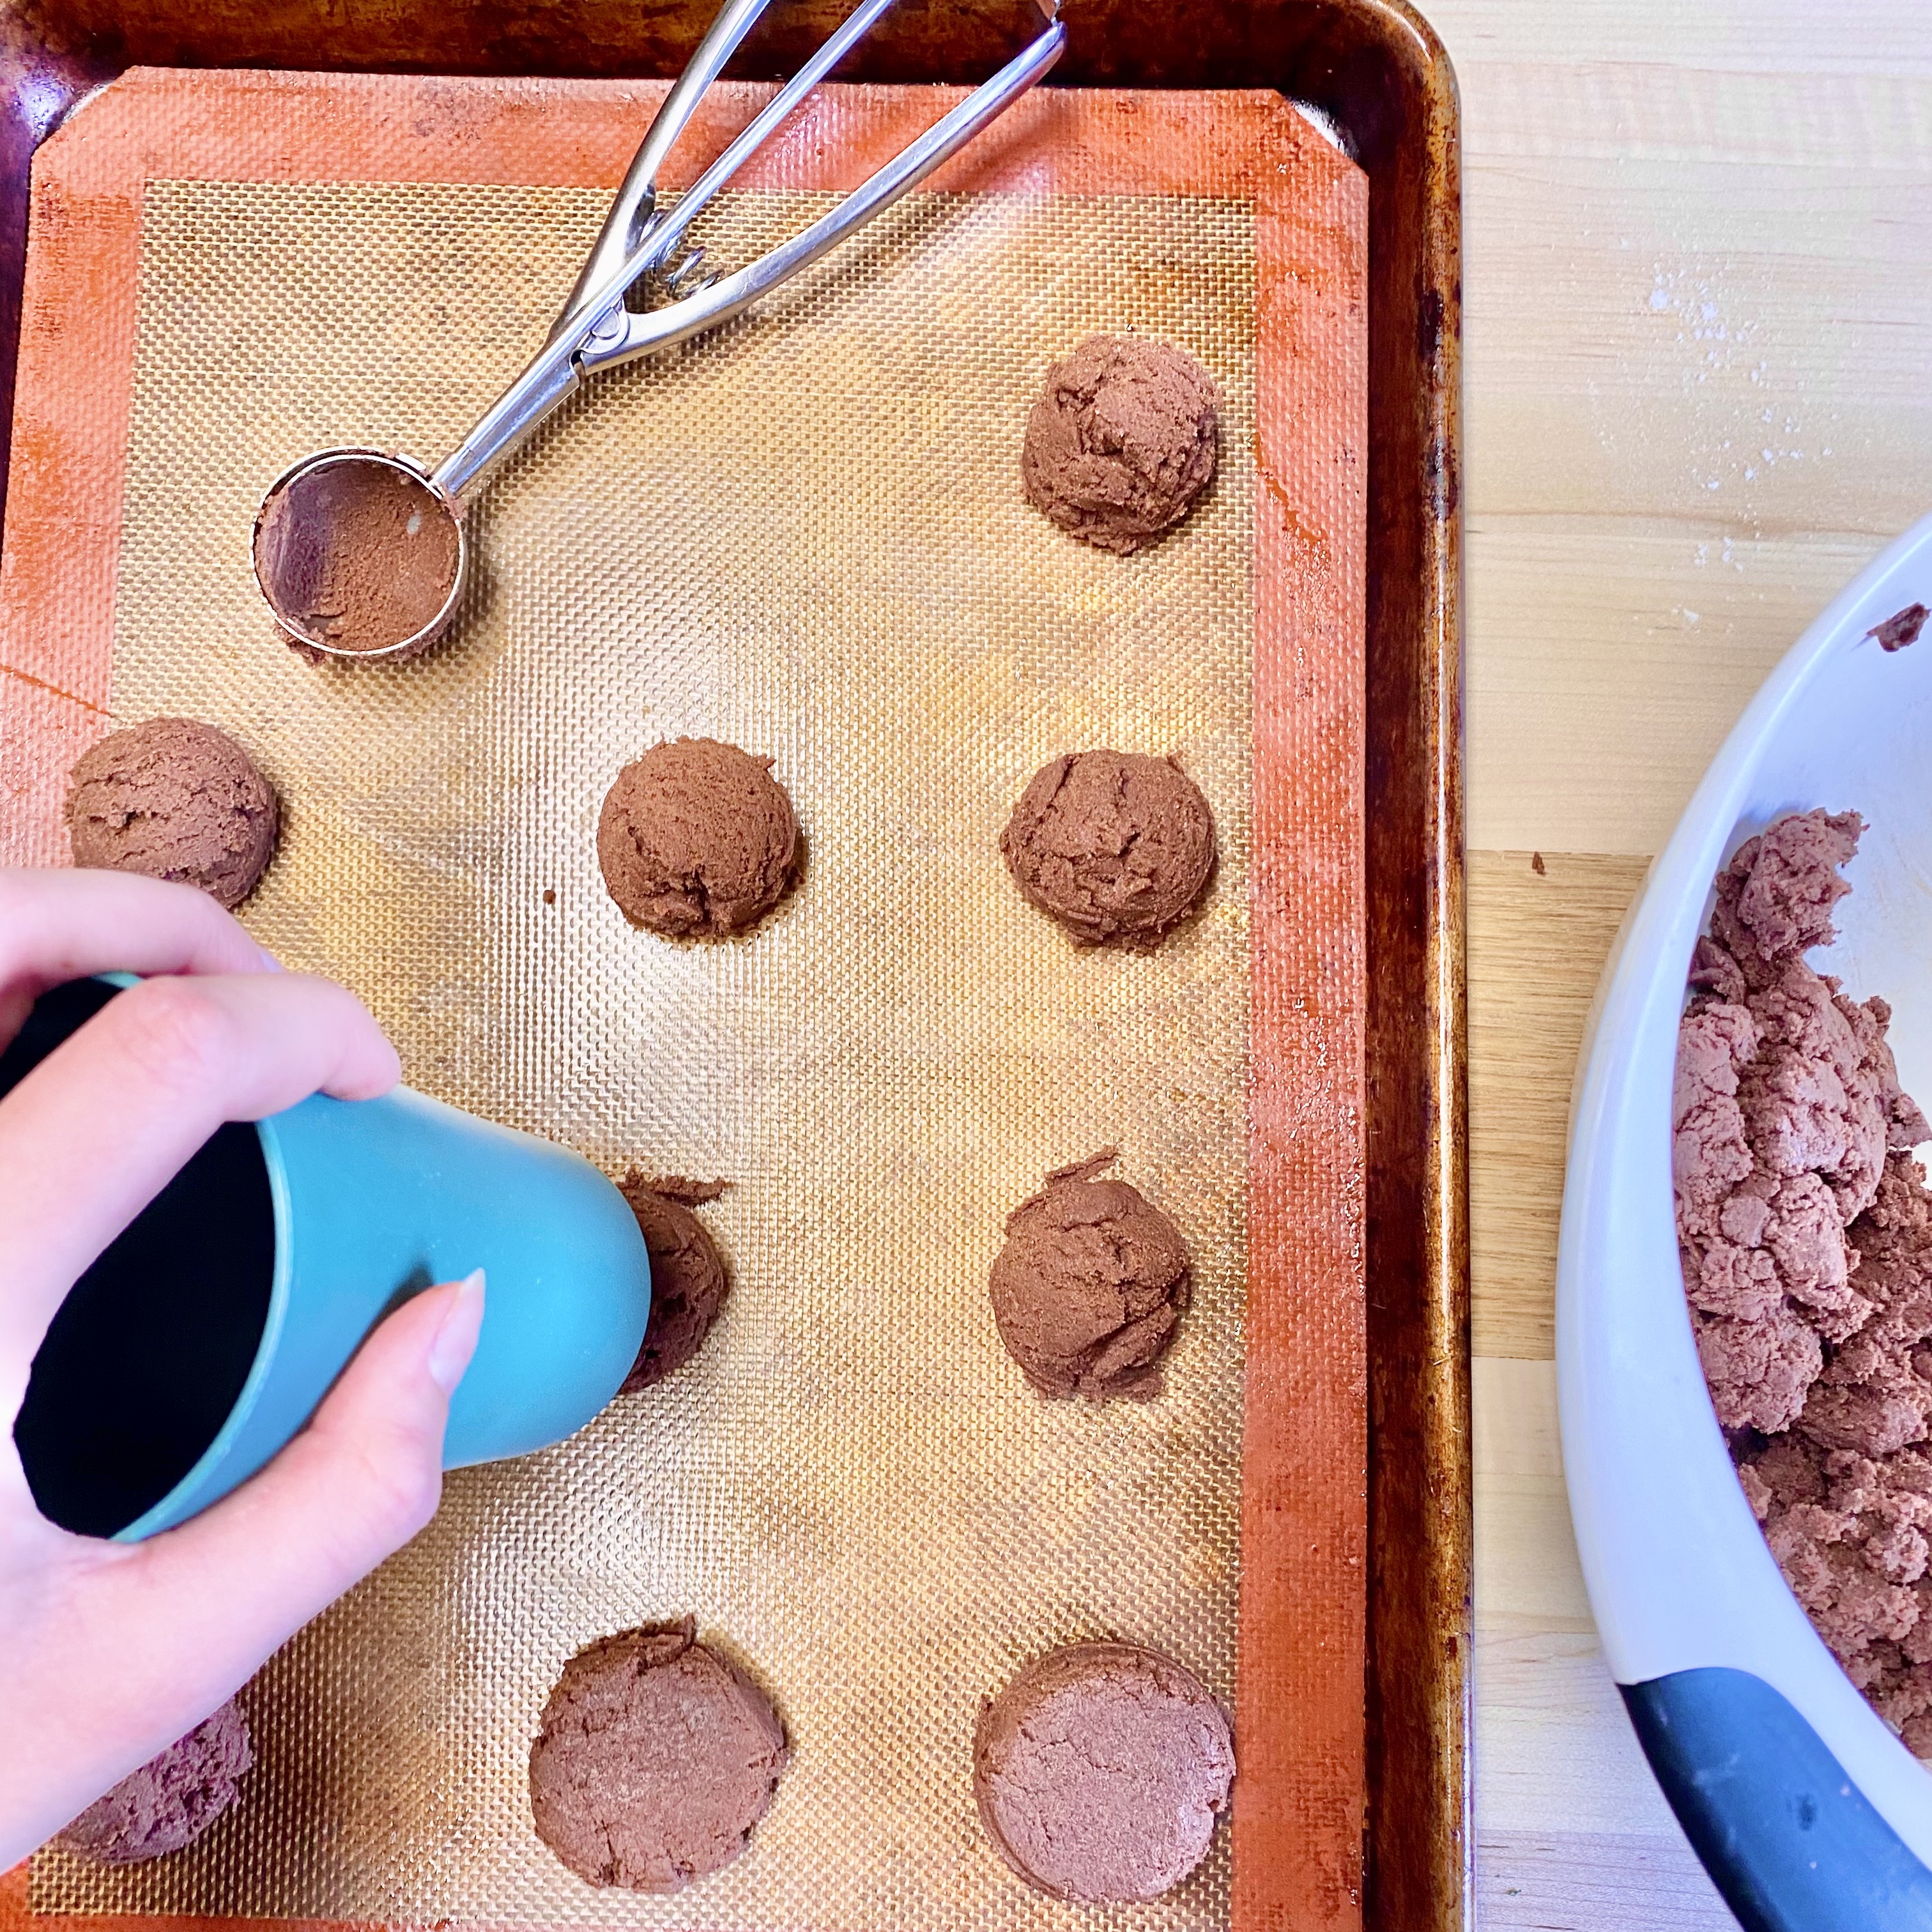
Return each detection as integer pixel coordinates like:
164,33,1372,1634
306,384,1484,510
573,13,1066,379
546,0,782,344
431,0,1061,502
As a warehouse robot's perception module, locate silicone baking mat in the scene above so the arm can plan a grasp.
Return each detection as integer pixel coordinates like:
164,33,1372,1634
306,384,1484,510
0,68,1367,1932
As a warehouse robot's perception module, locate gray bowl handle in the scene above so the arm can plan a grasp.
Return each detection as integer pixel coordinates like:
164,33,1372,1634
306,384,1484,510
1623,1667,1932,1931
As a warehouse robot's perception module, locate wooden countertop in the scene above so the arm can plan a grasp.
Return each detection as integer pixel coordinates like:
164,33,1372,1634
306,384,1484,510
1441,1,1932,1923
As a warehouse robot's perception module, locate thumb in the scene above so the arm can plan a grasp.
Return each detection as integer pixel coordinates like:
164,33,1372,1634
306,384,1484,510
126,1269,485,1662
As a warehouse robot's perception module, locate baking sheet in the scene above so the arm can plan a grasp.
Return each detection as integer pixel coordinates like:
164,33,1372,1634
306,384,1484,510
0,71,1368,1932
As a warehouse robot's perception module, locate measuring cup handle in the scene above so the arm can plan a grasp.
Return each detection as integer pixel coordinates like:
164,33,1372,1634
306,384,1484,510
549,0,780,342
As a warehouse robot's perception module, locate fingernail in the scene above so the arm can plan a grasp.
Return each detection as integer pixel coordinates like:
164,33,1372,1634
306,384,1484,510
255,946,285,972
427,1269,486,1395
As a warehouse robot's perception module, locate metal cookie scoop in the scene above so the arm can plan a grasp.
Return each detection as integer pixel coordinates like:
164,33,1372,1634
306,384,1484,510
252,0,1064,662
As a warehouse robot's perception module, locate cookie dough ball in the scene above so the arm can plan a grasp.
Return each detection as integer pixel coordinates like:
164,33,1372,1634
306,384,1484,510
1021,335,1218,554
1001,751,1215,949
618,1174,730,1391
974,1643,1234,1903
56,1699,253,1864
989,1151,1192,1400
66,719,279,910
597,739,797,938
530,1618,788,1891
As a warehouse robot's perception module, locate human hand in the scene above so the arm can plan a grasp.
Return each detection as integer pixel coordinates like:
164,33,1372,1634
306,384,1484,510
0,867,485,1862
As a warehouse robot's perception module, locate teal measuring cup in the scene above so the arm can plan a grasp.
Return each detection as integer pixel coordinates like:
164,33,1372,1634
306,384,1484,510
1,976,650,1541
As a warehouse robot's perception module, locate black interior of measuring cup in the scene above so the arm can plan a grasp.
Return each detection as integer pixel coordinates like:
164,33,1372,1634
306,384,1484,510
0,977,276,1537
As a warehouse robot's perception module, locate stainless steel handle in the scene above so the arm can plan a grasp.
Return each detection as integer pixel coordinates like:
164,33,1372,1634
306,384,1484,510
433,319,600,500
633,0,905,283
434,3,1063,503
578,18,1066,376
549,0,779,341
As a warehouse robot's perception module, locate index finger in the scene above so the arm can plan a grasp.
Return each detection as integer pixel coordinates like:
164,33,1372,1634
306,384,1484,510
0,868,275,1046
0,970,400,1392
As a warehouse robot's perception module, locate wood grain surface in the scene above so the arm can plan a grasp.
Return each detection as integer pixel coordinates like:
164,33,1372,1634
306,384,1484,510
1446,0,1932,1924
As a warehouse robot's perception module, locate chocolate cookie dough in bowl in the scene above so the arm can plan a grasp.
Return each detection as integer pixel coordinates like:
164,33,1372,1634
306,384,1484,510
1561,511,1932,1890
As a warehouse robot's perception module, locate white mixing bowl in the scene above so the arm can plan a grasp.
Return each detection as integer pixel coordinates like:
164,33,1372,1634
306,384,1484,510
1559,507,1932,1929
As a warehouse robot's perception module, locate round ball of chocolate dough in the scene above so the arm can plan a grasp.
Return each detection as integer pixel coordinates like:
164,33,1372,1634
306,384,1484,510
530,1618,788,1892
1000,750,1215,949
56,1699,254,1864
974,1643,1234,1903
66,718,279,910
597,739,798,938
618,1174,730,1391
1020,335,1219,554
988,1151,1192,1400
